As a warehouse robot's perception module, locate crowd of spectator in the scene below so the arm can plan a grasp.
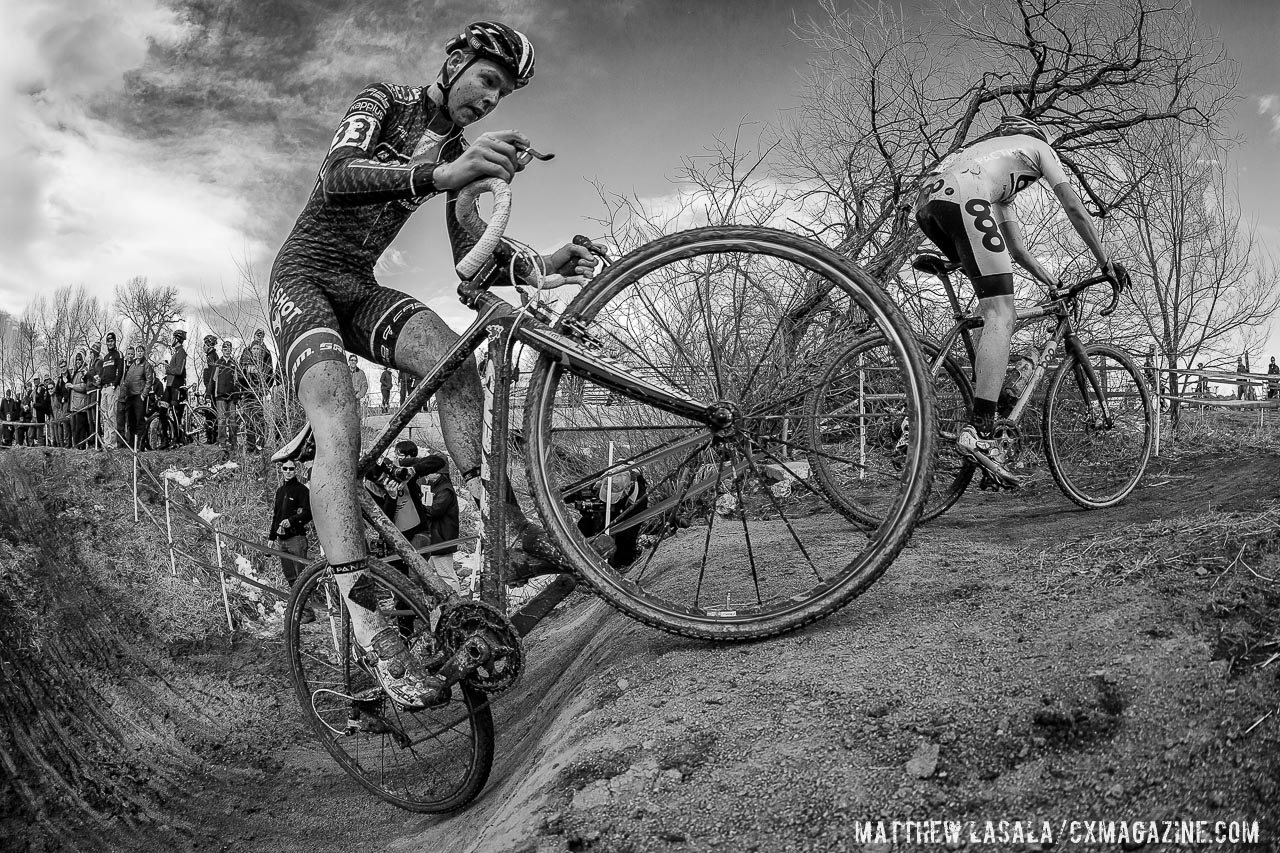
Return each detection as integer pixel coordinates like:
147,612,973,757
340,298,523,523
0,325,429,454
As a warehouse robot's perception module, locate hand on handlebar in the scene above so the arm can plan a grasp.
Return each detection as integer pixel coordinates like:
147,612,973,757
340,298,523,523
433,131,531,189
1099,260,1129,317
541,242,598,287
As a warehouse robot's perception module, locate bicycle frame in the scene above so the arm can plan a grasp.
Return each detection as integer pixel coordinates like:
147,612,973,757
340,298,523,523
352,279,717,614
928,272,1118,432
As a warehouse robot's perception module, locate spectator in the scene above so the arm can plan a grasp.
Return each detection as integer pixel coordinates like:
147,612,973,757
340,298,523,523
389,443,461,594
380,367,393,413
98,331,126,448
238,328,273,451
120,346,153,450
576,469,649,569
269,459,314,622
69,352,93,449
201,334,219,401
0,387,17,446
84,340,104,447
1236,357,1248,400
1194,363,1210,397
214,340,240,453
349,355,369,420
1268,357,1279,401
52,360,72,447
399,370,413,407
147,359,170,450
34,377,52,446
165,330,189,444
17,386,35,446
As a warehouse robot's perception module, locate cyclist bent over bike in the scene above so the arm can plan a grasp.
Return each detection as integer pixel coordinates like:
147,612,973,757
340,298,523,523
913,115,1124,485
269,21,595,709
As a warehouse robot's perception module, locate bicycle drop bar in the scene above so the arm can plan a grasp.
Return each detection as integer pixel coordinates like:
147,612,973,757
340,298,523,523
1051,268,1127,317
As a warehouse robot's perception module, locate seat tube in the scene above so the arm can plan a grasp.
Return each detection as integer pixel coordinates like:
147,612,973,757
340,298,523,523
480,322,511,611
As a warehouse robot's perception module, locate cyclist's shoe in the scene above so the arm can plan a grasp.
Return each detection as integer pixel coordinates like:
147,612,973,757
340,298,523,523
956,424,1022,489
271,422,315,465
367,626,448,710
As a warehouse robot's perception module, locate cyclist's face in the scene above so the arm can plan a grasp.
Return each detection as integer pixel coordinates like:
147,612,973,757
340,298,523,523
446,55,515,126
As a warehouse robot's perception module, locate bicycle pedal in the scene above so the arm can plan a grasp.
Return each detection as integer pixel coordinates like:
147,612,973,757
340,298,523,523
969,451,1023,491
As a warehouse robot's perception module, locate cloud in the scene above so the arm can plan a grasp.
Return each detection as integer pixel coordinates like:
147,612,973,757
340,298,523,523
1259,94,1280,138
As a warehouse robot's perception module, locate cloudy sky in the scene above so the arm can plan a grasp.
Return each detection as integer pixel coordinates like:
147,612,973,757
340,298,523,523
3,0,1278,344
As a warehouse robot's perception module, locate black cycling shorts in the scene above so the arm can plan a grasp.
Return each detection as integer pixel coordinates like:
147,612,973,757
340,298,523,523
269,264,429,393
915,199,1015,299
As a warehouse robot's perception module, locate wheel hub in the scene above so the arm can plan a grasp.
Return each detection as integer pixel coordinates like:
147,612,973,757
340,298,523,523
706,400,740,438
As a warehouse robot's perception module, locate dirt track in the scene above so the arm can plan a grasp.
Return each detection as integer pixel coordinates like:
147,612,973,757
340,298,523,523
6,447,1280,852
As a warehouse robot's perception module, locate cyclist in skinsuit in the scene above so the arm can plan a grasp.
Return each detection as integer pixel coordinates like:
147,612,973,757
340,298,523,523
914,115,1123,485
269,21,596,708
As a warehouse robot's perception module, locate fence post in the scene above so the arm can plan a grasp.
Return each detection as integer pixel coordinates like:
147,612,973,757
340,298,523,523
1152,359,1162,458
604,440,615,530
164,476,176,577
132,436,139,523
214,525,235,637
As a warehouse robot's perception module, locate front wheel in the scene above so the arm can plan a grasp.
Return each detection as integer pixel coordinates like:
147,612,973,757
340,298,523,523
1043,343,1153,509
285,558,495,812
523,226,935,641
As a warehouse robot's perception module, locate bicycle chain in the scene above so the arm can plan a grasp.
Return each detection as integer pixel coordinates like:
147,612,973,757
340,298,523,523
436,600,524,694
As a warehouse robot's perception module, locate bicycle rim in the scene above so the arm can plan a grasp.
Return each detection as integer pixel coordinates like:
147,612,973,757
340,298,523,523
809,334,973,527
1043,344,1153,508
523,226,934,640
285,559,495,812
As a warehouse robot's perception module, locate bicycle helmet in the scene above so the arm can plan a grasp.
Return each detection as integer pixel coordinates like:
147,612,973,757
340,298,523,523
172,329,187,342
996,115,1050,144
441,21,535,95
203,334,218,348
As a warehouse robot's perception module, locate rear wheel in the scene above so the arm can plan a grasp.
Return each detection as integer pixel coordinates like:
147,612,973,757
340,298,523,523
1043,343,1153,508
808,335,974,527
145,413,172,451
522,226,934,641
285,558,495,812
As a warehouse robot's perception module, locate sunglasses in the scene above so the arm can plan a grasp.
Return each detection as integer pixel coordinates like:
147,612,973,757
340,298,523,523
281,465,297,471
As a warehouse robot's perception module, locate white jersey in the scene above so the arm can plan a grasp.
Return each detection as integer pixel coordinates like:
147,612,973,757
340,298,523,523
924,134,1069,205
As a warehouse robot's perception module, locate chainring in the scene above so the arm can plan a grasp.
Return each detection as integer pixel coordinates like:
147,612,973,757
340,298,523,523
991,418,1026,467
436,600,524,694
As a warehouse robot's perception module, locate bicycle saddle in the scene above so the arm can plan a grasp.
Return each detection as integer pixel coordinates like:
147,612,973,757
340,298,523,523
912,253,961,277
271,422,315,464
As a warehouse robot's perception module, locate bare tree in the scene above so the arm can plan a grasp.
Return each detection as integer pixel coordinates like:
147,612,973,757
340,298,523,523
775,0,1236,329
25,285,109,374
1109,123,1280,410
113,277,184,355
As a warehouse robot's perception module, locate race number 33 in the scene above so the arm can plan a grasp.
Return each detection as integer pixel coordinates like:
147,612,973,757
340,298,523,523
964,199,1006,252
330,116,374,152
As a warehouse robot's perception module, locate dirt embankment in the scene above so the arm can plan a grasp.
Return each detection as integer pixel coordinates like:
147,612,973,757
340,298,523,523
3,446,1279,853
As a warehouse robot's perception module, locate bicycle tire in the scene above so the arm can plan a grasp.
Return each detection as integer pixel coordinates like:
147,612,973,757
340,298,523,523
522,226,934,641
145,413,171,451
285,558,495,812
808,334,974,527
1042,343,1153,509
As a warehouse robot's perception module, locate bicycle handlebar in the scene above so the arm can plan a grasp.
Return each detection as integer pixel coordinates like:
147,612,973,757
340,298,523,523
454,178,514,280
1052,263,1129,318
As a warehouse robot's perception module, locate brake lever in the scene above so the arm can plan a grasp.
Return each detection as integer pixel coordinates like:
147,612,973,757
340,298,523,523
573,235,612,266
515,146,555,167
